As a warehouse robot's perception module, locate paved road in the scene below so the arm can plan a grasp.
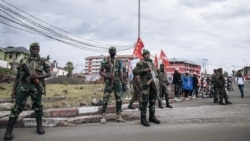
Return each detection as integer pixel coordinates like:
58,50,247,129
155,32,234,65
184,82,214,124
1,82,250,141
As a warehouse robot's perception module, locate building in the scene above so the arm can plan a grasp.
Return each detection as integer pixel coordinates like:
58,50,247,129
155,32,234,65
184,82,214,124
50,60,68,78
236,66,250,80
0,46,29,70
167,58,201,75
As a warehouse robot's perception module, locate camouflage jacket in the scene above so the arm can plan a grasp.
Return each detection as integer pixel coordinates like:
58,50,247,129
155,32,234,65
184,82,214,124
133,59,158,84
158,69,169,85
215,72,225,88
99,57,123,81
16,56,50,84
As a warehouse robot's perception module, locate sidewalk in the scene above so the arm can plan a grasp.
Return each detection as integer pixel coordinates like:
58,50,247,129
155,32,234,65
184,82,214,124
0,97,194,128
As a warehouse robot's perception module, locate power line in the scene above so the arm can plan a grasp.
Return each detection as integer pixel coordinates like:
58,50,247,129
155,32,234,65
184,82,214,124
0,0,135,52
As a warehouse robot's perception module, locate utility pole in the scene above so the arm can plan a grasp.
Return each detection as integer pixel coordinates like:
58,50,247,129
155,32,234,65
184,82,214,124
202,59,208,76
138,0,141,38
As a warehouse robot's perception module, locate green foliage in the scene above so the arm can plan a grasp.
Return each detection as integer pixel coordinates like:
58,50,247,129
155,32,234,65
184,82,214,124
64,61,74,77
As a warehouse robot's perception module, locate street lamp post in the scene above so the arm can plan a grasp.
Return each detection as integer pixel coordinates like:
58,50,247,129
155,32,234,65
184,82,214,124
202,59,208,76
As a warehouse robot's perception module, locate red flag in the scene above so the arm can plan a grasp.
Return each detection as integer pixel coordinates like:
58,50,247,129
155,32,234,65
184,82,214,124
133,38,144,59
159,49,169,67
154,54,158,69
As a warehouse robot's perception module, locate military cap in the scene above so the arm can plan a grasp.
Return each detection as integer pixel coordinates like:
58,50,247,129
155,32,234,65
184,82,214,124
142,49,150,56
109,47,116,52
217,68,222,70
160,63,164,67
30,42,40,49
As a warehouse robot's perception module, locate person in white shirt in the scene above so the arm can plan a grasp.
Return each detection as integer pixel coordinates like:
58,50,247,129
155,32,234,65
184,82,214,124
236,72,245,98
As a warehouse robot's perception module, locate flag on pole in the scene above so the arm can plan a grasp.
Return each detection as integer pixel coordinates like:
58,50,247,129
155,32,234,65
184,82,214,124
133,38,144,59
159,49,169,68
154,54,158,69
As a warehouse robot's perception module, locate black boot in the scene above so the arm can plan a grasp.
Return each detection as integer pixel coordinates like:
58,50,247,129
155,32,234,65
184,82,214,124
158,100,163,108
128,102,135,109
166,98,173,108
4,118,16,140
214,98,218,103
219,98,225,105
149,112,161,124
225,98,232,105
141,115,150,127
36,117,45,135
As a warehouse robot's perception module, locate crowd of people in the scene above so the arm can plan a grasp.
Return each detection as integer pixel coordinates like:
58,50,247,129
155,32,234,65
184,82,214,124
172,67,246,106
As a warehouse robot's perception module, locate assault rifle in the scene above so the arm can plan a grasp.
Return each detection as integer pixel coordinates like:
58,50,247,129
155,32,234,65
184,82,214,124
108,59,116,93
109,63,113,93
22,63,39,84
144,61,161,101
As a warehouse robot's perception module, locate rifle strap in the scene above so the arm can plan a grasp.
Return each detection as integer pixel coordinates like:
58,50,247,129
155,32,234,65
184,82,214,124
112,58,116,76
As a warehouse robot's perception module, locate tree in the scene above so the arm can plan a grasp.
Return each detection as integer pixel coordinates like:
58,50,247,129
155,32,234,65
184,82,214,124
64,61,74,77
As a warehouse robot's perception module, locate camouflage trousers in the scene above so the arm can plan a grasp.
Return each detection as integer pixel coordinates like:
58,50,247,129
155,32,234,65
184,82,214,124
159,84,169,99
213,86,219,100
9,84,43,119
218,87,228,100
141,83,157,116
101,79,122,114
130,82,141,103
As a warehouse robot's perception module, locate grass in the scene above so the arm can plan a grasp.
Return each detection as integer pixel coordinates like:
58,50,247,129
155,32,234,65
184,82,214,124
0,83,107,109
0,82,175,110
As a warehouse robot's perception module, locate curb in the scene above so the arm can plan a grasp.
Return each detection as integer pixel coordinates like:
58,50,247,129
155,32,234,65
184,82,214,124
0,97,196,128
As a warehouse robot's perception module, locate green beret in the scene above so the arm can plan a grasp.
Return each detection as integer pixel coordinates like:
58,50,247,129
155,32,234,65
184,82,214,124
142,49,150,56
30,42,40,49
109,47,116,52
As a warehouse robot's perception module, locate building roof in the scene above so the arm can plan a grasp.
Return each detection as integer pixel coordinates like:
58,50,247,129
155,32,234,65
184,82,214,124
1,46,30,54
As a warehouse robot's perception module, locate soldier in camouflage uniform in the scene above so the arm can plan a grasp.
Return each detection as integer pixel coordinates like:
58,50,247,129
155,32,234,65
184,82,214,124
211,69,219,103
128,75,141,109
121,67,130,99
133,50,160,127
99,47,125,124
4,42,51,140
158,64,173,108
215,68,232,105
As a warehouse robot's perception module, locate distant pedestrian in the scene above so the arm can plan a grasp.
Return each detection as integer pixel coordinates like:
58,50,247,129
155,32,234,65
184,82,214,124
173,68,182,99
192,72,199,98
128,75,141,109
236,72,245,98
158,64,173,108
215,68,232,105
121,67,130,99
182,71,193,98
211,69,219,103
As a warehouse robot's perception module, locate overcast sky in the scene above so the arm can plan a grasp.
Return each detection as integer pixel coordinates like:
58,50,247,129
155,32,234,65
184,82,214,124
1,0,250,74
